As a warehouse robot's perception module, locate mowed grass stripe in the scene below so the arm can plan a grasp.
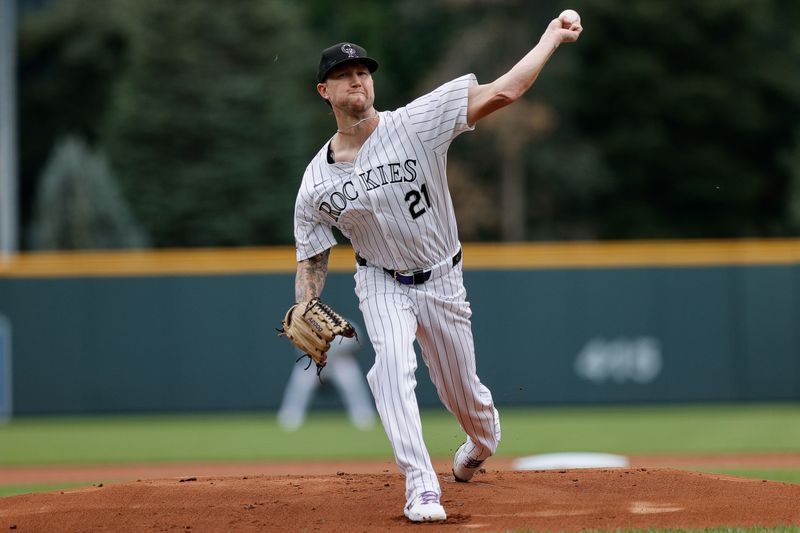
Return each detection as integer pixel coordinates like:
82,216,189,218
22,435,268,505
1,404,798,466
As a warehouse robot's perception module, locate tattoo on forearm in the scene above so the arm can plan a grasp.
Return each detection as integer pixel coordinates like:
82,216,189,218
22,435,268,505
295,249,330,302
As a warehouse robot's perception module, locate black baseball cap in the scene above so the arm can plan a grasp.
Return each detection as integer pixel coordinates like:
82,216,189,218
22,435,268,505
317,42,379,83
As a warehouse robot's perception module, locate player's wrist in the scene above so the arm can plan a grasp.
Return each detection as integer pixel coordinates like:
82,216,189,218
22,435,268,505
538,31,562,50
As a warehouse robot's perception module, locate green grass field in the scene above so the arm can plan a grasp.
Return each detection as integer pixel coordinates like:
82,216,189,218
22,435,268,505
1,403,799,494
2,403,799,464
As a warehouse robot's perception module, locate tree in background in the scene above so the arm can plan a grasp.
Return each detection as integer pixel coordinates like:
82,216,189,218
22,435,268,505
18,0,128,244
104,0,318,247
17,0,800,248
786,128,800,231
572,0,800,238
28,136,149,250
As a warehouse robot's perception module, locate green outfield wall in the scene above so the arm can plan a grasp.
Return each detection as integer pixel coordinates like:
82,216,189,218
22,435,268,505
0,241,798,414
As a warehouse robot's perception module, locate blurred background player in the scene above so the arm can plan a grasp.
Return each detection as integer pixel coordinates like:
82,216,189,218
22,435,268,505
277,320,376,431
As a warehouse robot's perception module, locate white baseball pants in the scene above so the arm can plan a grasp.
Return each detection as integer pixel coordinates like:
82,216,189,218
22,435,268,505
354,261,501,502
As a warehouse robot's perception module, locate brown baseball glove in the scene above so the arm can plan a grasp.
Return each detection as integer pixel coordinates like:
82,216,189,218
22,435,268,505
277,298,356,373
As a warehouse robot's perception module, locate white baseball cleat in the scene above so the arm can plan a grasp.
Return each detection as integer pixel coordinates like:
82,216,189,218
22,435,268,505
452,441,485,482
404,491,447,522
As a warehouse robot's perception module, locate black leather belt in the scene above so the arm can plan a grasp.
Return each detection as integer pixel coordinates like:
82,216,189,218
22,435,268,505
355,249,462,286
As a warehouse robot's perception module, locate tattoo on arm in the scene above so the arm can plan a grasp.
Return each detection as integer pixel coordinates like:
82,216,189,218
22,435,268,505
295,249,330,302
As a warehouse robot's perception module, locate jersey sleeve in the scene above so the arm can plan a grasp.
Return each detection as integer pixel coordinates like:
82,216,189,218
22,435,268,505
404,73,478,155
294,177,337,262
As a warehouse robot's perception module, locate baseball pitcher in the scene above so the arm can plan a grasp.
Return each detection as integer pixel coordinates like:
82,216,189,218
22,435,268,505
281,11,582,523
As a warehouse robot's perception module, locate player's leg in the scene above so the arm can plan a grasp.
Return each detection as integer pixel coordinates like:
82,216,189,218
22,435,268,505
413,266,501,475
276,358,321,431
328,353,376,430
354,267,444,516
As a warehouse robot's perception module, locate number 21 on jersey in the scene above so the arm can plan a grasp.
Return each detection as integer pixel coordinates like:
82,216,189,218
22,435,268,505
405,184,431,219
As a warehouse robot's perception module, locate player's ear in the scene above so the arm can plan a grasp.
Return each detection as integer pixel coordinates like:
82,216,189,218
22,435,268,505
317,83,329,101
317,83,333,109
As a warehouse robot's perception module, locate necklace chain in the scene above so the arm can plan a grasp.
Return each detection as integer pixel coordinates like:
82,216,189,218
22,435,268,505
337,112,378,134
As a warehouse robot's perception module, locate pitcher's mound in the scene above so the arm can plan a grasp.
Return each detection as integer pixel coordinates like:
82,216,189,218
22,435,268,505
2,468,799,532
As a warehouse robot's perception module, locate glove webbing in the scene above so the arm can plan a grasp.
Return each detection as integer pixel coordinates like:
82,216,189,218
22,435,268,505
306,298,356,338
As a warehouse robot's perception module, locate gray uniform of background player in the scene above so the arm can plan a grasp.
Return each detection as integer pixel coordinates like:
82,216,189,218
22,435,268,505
277,322,376,431
292,17,582,517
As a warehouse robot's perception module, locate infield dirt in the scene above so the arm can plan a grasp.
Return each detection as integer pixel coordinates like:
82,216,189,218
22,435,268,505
2,460,800,532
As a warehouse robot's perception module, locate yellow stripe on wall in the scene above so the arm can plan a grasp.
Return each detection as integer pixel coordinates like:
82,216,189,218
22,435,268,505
1,238,799,278
464,239,800,269
0,246,303,278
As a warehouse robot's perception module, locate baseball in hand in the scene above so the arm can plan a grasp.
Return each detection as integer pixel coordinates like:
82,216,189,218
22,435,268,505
559,9,580,25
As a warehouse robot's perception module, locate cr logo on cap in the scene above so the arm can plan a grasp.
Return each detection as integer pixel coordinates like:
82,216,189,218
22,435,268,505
341,43,357,58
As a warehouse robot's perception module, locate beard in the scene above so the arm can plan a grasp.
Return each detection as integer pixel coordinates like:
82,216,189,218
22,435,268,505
337,91,374,115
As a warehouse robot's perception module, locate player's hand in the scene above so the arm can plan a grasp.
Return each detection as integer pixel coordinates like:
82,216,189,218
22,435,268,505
277,298,356,374
544,15,582,44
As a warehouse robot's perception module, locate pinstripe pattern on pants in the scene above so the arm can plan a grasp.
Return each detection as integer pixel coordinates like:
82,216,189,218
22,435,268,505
355,261,500,502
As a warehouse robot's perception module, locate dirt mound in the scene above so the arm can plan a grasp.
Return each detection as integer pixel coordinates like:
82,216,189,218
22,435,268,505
2,468,799,532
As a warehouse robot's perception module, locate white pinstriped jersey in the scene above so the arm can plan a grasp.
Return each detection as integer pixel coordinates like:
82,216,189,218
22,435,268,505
294,74,477,271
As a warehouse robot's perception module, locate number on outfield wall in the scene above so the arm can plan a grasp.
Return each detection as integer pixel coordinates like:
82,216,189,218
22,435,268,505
573,337,662,384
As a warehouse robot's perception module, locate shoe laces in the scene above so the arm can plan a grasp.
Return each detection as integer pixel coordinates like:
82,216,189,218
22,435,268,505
463,457,484,469
419,491,440,505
